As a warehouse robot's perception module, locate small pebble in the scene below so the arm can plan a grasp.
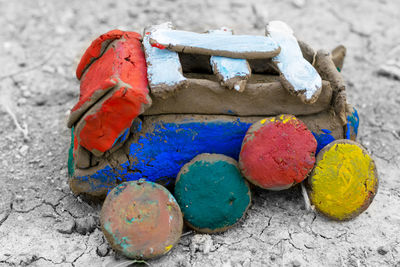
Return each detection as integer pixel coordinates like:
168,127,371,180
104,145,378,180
377,246,389,255
19,145,29,156
96,242,110,257
292,259,302,267
75,215,98,234
56,219,76,234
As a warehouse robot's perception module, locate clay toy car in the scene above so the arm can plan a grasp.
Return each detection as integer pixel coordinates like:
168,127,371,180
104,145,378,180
65,21,380,260
67,21,359,198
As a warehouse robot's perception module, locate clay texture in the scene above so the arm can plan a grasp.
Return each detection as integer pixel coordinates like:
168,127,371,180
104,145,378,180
144,77,333,116
68,31,151,159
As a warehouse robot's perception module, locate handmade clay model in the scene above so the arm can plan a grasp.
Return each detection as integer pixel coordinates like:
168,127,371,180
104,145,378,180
174,154,251,233
307,140,378,220
100,180,183,259
239,115,317,190
67,21,358,199
66,20,380,262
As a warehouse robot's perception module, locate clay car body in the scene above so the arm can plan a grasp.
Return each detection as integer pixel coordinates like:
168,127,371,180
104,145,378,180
67,22,359,198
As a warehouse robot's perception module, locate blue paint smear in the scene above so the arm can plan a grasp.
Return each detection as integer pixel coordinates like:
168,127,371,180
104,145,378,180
312,129,335,154
112,128,130,147
127,119,252,183
346,108,359,139
75,164,119,193
68,127,75,177
73,119,337,192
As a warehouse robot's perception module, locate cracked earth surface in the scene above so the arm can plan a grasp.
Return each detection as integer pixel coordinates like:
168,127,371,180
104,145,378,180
0,0,399,266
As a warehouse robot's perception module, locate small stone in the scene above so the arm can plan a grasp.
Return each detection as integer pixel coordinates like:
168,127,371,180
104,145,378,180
75,215,98,235
299,221,306,228
292,0,306,8
21,90,32,98
56,219,75,234
96,242,110,257
378,59,400,80
222,261,232,267
292,259,302,267
190,234,214,254
17,98,27,106
34,98,47,106
42,65,55,73
19,145,29,156
377,246,389,255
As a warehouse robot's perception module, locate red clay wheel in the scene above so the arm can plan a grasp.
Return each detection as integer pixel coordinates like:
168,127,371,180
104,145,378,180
239,115,317,190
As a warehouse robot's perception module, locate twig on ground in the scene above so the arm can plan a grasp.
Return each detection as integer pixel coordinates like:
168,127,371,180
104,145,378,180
0,80,29,141
0,50,54,81
300,182,314,212
181,230,193,237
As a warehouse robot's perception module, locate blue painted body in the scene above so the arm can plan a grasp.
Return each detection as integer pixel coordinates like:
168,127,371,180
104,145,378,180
72,119,339,193
73,119,252,193
127,119,252,183
312,129,335,155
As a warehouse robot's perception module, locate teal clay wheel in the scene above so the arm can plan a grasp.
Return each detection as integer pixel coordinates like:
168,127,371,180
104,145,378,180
100,180,183,259
174,153,251,233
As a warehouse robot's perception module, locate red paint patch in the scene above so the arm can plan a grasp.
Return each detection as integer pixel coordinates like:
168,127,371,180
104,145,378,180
72,31,150,154
239,115,317,190
76,30,124,80
151,42,166,49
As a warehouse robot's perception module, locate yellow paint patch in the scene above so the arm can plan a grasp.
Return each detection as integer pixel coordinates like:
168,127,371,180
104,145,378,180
165,245,173,252
279,114,296,124
310,143,377,220
260,119,267,124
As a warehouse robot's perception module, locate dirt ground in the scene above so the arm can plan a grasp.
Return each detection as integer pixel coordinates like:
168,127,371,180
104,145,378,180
0,0,399,266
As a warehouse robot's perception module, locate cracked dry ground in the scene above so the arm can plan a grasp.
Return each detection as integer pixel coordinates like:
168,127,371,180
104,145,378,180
0,0,399,266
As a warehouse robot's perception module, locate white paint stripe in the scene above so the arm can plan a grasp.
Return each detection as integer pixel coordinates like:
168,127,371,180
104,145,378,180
149,28,279,56
266,21,322,101
143,22,186,88
208,28,250,90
